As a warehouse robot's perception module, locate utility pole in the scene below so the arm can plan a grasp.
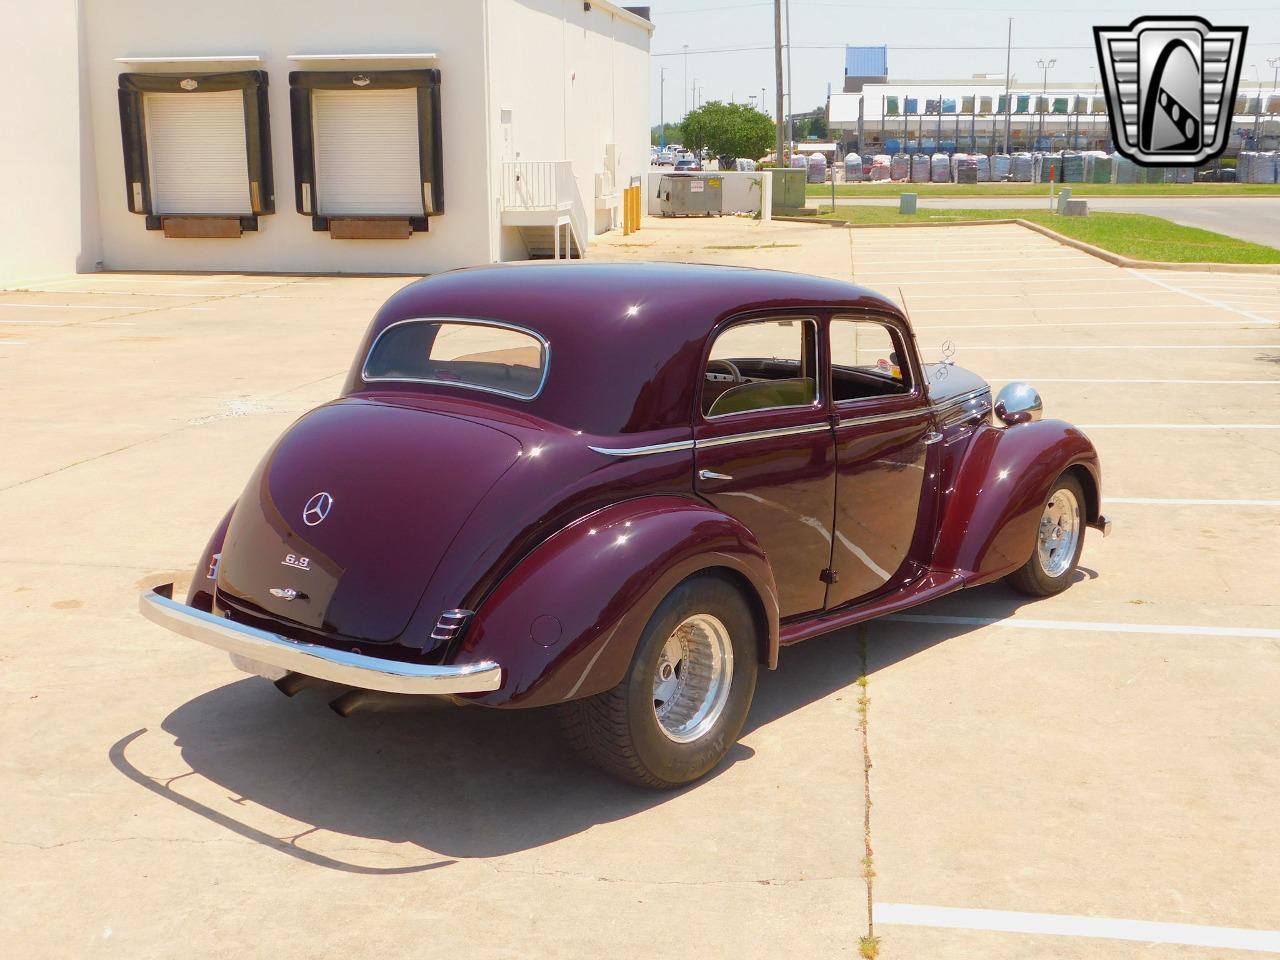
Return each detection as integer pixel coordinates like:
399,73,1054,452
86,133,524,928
659,67,667,149
774,0,785,162
1269,56,1280,90
761,86,767,117
784,0,795,160
1002,17,1013,153
683,44,689,118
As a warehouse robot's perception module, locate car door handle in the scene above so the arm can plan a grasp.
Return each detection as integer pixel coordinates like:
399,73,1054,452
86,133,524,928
698,469,733,481
923,431,944,445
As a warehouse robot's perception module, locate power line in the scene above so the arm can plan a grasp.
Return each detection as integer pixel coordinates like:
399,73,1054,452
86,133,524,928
654,40,1280,56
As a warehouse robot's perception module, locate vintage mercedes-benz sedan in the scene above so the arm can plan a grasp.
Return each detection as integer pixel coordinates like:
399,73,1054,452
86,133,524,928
141,262,1110,788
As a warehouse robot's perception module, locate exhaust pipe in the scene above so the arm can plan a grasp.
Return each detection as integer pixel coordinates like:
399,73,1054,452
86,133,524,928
329,688,382,718
273,671,321,698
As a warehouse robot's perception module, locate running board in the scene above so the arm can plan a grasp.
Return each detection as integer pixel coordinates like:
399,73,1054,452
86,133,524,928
779,570,971,646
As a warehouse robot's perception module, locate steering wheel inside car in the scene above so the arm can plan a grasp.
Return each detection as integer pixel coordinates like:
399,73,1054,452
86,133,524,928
706,358,744,383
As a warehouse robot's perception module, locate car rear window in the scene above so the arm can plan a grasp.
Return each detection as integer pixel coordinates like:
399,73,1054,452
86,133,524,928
363,319,548,400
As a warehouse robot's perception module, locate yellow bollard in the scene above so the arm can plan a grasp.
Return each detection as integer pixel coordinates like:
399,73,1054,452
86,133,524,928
622,186,633,235
633,185,642,232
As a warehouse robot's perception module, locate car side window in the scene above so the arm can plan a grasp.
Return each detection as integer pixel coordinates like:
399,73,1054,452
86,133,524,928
703,318,819,418
830,317,911,404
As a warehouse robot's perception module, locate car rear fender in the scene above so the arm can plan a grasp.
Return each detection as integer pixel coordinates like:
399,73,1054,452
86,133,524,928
453,495,780,708
932,420,1101,582
186,505,235,611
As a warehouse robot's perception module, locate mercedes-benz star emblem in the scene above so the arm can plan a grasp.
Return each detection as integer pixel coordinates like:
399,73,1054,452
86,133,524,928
302,491,334,527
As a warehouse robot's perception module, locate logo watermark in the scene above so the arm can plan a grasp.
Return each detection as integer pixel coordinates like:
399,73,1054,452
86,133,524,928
1094,16,1248,166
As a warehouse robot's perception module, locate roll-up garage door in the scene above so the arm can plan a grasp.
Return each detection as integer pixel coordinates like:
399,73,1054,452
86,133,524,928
311,88,424,217
144,91,253,216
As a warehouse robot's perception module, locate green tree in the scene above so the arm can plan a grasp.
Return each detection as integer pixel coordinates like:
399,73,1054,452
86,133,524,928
650,122,684,147
678,101,775,165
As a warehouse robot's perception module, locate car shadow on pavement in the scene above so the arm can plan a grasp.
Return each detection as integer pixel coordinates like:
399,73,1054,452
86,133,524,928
109,578,1060,870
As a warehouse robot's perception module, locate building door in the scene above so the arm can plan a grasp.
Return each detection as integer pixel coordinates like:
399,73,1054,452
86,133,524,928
311,88,424,217
144,90,253,216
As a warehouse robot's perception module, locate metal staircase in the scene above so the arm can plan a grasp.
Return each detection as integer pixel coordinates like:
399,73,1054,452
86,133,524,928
500,161,588,259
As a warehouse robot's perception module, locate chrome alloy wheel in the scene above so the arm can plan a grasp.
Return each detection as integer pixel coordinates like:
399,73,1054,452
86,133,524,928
652,614,734,743
1037,486,1081,578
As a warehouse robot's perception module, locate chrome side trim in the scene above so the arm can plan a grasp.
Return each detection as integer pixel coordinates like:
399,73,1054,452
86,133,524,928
931,386,991,413
587,439,696,457
588,390,995,458
838,407,931,429
139,585,502,695
697,422,830,449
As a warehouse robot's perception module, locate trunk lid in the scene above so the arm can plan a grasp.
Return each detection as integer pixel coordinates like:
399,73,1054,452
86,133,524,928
216,398,522,643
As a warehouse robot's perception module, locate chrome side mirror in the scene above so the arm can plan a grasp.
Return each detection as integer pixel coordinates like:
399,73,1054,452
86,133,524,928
994,381,1043,426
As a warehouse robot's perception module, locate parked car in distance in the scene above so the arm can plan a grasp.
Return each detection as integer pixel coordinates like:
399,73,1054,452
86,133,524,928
674,157,701,172
653,152,675,167
140,263,1111,789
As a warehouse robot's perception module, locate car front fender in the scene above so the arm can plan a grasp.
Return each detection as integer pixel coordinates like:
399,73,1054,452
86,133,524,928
933,420,1102,583
452,495,780,708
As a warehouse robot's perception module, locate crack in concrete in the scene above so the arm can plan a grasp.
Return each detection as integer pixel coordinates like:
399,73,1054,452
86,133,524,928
857,623,879,958
491,862,856,887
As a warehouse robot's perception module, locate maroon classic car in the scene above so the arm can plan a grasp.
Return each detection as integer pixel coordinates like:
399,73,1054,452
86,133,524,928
141,263,1110,788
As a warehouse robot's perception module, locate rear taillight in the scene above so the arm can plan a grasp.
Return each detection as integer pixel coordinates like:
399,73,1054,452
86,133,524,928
206,552,221,581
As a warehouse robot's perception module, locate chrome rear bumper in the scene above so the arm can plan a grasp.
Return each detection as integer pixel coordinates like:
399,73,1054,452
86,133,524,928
139,584,502,695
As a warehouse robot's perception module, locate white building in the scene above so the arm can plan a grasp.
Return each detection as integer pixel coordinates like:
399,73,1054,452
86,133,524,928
1,0,653,287
829,78,1280,156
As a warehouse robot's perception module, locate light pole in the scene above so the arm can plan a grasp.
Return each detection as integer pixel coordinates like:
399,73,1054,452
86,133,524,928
1036,57,1056,146
659,67,668,150
1001,17,1013,153
761,87,767,117
1270,56,1280,90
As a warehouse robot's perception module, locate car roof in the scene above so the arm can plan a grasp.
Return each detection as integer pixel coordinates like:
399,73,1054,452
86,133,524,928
345,262,906,436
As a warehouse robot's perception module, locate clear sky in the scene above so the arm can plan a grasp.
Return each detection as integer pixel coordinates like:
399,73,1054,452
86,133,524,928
645,1,1280,125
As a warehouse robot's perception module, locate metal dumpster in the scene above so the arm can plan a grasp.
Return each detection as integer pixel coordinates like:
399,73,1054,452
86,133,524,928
656,174,723,217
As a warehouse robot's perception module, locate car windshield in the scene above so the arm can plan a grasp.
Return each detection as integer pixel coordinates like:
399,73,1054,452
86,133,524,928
363,319,548,400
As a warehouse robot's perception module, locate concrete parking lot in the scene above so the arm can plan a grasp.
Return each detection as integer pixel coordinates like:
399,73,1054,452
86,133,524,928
3,220,1279,958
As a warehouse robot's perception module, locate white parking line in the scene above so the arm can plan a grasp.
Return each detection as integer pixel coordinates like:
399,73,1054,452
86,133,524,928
984,377,1280,385
912,305,1227,315
884,614,1280,639
1079,423,1280,429
0,302,119,310
1132,271,1276,325
958,344,1280,351
874,903,1280,953
913,317,1270,327
1108,497,1280,506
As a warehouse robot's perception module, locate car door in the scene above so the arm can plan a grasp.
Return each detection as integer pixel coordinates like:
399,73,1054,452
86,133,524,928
694,314,835,619
825,314,938,609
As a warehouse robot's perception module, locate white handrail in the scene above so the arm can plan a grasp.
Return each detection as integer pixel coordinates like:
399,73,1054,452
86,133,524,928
501,161,589,257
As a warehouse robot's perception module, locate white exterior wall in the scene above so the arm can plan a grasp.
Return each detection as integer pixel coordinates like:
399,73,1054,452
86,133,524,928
485,0,651,260
0,1,100,287
81,0,493,275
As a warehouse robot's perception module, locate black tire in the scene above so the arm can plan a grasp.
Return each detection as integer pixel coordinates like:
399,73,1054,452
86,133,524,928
558,574,759,789
1006,473,1087,597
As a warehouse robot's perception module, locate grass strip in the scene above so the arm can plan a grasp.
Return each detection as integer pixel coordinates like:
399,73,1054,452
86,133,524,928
812,207,1280,264
806,182,1280,199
